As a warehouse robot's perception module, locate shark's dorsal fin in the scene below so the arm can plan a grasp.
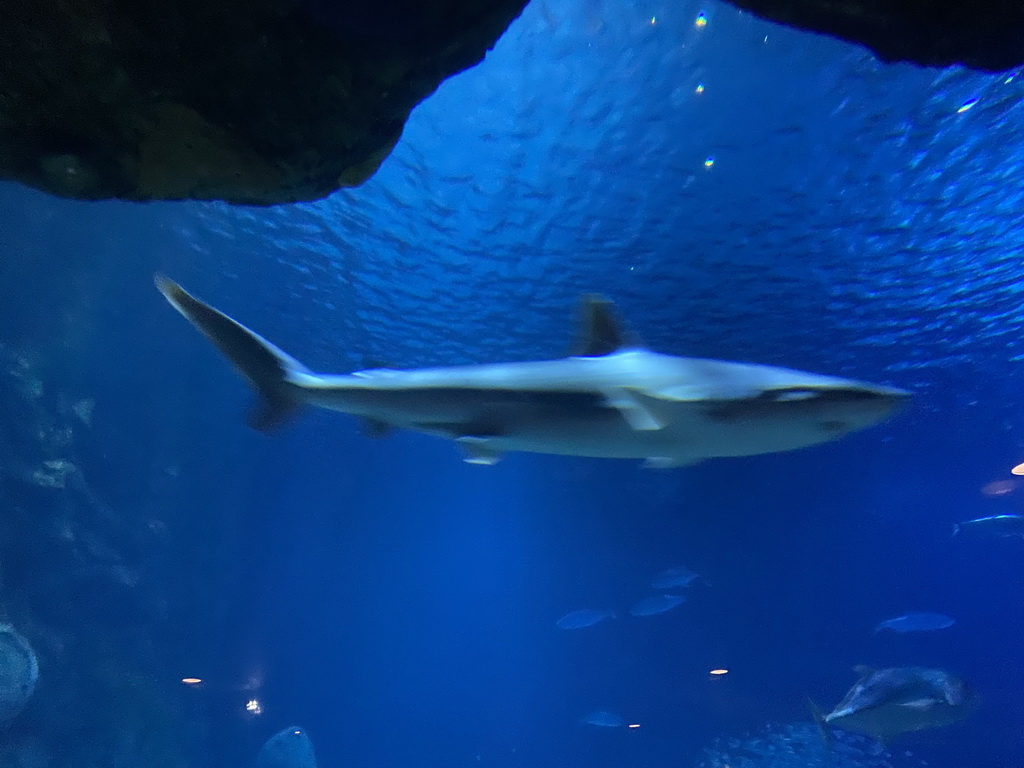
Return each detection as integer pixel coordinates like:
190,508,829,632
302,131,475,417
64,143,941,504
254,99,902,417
574,295,634,357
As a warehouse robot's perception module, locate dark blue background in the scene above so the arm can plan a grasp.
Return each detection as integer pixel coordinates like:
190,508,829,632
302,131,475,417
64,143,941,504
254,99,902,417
1,0,1022,766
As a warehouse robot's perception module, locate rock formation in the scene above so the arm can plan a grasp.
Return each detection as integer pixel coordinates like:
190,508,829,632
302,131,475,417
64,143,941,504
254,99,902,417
0,0,527,204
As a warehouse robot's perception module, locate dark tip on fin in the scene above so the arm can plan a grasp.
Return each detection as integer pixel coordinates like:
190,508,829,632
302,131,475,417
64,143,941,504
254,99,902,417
361,418,394,439
574,294,635,357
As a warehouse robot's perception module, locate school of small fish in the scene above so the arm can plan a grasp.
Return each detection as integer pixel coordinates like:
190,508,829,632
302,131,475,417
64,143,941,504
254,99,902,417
559,490,1024,744
556,565,704,631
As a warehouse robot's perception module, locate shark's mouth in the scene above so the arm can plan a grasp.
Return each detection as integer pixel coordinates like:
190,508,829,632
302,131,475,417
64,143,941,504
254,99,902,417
704,386,901,423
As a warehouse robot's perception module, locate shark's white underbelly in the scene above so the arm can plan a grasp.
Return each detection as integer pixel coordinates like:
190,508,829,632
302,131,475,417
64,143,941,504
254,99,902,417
298,383,842,463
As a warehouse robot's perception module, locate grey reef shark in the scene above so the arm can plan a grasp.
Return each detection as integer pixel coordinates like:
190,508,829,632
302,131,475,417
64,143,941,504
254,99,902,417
155,276,909,467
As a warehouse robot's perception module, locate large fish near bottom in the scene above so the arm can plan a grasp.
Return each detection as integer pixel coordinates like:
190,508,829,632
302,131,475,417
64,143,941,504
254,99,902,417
256,727,317,768
815,665,977,744
155,276,909,466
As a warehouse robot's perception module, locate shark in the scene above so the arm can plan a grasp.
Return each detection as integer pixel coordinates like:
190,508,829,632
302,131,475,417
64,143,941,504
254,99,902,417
155,276,909,466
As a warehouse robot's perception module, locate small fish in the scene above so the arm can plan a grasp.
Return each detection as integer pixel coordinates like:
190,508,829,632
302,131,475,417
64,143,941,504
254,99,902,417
953,514,1024,538
629,594,686,617
873,612,955,635
582,710,625,727
556,609,615,630
256,727,318,768
814,665,977,743
651,565,708,590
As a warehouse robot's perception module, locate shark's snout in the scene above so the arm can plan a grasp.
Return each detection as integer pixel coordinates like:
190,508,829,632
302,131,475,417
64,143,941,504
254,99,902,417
811,385,910,435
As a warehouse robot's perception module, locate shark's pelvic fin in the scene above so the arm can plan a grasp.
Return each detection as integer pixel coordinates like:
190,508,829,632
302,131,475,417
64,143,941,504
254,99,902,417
456,436,504,465
574,295,637,356
155,275,309,432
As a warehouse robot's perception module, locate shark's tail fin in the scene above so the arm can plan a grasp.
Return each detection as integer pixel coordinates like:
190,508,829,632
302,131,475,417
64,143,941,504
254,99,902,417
808,698,834,750
155,275,310,431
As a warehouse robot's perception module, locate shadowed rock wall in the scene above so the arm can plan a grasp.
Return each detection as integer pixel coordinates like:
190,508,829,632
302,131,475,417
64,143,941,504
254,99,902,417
0,0,527,204
722,0,1024,71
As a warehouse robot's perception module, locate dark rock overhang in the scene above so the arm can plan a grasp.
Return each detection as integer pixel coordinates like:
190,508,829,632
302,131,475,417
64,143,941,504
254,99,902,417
0,0,528,205
722,0,1024,72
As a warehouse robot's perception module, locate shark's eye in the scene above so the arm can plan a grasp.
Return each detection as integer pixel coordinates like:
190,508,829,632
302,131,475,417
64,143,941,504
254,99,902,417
820,420,846,433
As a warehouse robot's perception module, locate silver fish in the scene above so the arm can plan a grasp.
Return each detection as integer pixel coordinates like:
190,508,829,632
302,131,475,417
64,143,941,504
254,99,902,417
556,609,614,630
629,594,686,617
873,612,954,635
651,565,707,590
953,514,1024,538
582,710,625,727
156,277,909,467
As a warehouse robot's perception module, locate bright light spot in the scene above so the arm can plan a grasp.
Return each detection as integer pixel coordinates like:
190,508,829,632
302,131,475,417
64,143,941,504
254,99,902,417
628,723,641,729
695,83,705,94
1006,73,1017,84
181,677,202,685
650,16,657,25
703,157,715,168
293,730,302,736
957,98,978,113
245,698,263,715
710,668,729,675
1012,462,1024,476
695,12,708,28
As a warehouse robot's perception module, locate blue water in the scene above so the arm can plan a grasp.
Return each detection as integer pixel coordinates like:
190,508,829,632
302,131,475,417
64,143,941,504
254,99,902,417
1,0,1023,767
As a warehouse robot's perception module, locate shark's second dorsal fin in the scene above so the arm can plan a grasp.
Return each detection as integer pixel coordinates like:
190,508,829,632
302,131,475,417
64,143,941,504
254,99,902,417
574,294,634,356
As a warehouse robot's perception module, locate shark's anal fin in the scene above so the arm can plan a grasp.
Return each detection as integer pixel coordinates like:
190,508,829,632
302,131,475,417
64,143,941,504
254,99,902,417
603,388,665,431
456,437,503,466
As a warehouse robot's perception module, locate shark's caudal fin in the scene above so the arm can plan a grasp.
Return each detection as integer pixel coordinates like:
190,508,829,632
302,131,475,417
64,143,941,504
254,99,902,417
155,275,310,432
808,698,834,748
573,294,640,356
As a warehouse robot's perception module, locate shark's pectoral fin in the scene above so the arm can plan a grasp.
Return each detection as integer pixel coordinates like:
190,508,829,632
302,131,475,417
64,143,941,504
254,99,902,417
643,456,700,469
456,437,504,466
603,388,666,431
